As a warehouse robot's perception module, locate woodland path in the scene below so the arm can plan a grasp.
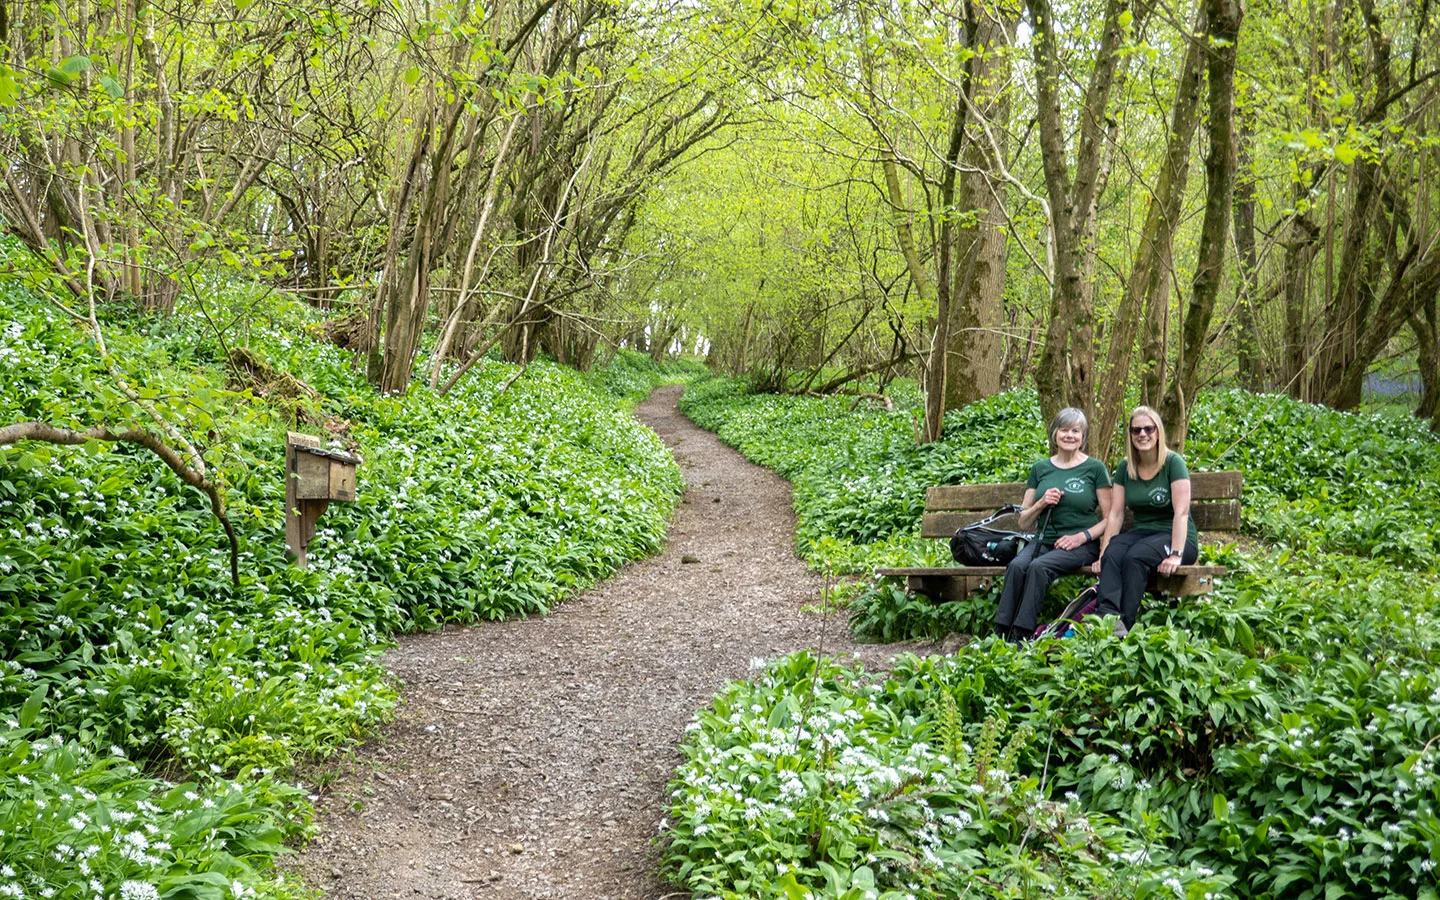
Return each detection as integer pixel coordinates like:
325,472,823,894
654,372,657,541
287,385,920,899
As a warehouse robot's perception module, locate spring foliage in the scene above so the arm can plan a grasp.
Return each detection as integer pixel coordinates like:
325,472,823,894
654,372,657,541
667,377,1440,898
0,279,688,896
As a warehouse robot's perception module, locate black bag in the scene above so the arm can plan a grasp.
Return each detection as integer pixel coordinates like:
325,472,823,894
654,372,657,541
949,503,1039,566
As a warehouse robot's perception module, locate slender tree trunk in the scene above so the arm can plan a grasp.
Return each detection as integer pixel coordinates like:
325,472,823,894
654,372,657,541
944,6,1015,413
1281,203,1321,399
1311,160,1381,405
366,102,436,388
1413,302,1439,427
879,148,944,439
1162,0,1242,449
1027,0,1134,424
135,0,181,313
1233,104,1264,391
1094,3,1205,459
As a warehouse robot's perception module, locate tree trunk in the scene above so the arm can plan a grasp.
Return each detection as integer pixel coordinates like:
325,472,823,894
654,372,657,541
1232,105,1265,392
1280,204,1321,400
944,7,1015,413
1413,302,1439,427
1094,3,1206,460
879,147,945,440
1162,0,1243,449
1329,238,1440,410
1311,160,1381,406
1139,260,1169,408
377,88,482,395
1027,0,1134,424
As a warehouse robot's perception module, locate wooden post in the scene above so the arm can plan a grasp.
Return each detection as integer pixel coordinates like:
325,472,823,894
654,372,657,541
284,432,360,566
285,432,325,566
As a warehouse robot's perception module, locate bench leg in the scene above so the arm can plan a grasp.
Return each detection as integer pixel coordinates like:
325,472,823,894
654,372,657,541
1153,571,1217,597
906,574,994,604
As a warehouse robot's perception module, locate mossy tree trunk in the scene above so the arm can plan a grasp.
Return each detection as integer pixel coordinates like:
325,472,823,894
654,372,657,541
1162,0,1243,450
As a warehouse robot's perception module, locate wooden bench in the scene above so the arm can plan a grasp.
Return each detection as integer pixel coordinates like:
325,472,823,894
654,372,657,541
876,470,1242,604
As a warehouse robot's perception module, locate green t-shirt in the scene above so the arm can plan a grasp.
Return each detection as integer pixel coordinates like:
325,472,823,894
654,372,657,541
1025,456,1112,544
1113,451,1199,547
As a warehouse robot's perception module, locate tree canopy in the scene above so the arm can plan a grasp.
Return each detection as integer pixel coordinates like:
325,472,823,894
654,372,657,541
2,0,1437,443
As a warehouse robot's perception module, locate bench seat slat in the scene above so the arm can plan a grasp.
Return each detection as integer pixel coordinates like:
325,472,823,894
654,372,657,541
877,566,1008,577
924,482,1026,510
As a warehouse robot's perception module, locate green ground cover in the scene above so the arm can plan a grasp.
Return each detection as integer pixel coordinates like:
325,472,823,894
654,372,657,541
0,277,694,898
667,378,1440,899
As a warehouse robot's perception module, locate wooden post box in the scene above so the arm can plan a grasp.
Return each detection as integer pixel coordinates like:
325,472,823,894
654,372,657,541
285,431,361,566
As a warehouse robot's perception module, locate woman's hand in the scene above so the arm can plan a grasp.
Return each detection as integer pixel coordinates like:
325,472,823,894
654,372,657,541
1090,559,1103,575
1054,530,1090,551
1157,553,1182,575
1038,487,1063,507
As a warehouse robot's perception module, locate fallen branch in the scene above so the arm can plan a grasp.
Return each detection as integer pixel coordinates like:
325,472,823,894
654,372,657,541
801,389,896,412
0,421,240,587
849,392,895,412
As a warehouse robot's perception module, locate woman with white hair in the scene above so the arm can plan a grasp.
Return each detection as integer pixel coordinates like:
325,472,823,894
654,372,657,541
994,407,1113,643
1092,405,1198,633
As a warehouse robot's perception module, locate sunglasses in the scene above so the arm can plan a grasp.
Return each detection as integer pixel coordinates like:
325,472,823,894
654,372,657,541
1130,425,1157,436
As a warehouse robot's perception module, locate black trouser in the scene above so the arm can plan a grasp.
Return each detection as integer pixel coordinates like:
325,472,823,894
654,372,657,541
994,539,1101,633
1095,531,1198,628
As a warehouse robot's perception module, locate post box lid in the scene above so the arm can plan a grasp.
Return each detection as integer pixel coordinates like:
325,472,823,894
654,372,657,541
287,432,361,465
293,444,362,465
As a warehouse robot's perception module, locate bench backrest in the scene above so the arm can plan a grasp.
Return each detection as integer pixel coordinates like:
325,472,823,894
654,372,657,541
920,470,1243,539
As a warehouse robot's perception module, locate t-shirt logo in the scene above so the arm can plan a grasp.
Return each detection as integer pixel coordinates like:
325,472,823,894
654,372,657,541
1065,477,1086,493
1149,486,1170,505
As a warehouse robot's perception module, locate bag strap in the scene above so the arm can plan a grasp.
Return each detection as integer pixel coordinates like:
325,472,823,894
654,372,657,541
965,502,1024,531
962,501,1051,540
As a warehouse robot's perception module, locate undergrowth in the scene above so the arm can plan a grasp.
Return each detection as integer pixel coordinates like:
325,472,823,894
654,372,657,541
667,377,1440,899
0,271,693,897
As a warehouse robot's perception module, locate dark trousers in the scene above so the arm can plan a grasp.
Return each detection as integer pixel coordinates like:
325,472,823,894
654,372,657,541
1095,531,1199,628
994,539,1101,632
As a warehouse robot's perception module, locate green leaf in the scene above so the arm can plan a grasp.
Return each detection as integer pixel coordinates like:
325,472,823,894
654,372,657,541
60,55,93,77
1233,617,1255,654
19,683,48,729
1334,144,1358,165
776,875,810,900
0,65,18,106
404,66,422,86
99,74,125,98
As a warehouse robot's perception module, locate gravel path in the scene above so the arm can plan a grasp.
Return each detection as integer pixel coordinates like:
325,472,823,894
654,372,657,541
287,385,921,899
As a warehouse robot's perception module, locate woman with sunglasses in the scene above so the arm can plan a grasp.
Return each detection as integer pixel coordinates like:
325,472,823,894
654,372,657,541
1092,405,1198,634
993,407,1113,643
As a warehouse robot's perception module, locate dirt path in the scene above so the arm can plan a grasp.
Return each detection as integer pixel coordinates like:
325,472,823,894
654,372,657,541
288,385,914,899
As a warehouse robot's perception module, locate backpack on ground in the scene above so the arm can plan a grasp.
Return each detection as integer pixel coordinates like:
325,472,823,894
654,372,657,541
949,504,1036,566
1032,583,1101,639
